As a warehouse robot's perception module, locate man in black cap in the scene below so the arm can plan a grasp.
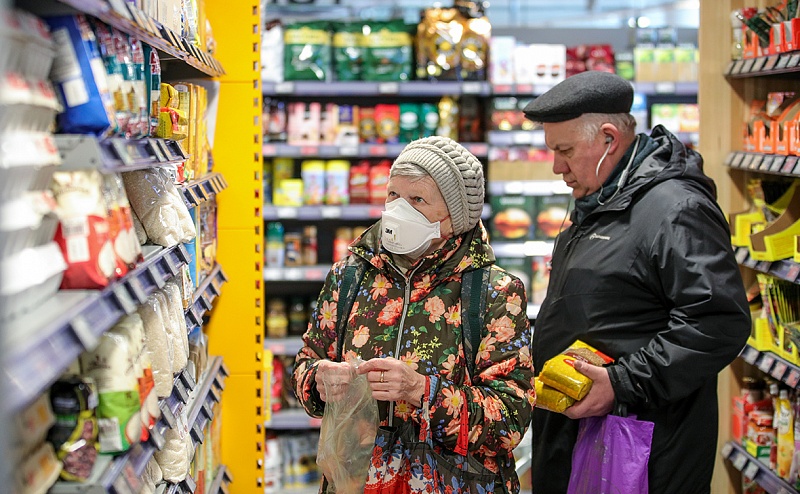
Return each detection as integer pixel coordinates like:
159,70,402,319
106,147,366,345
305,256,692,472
526,71,750,494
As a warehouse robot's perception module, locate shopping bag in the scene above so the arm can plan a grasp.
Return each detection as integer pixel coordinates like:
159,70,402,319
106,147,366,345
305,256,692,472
363,400,499,494
316,359,379,494
566,407,655,494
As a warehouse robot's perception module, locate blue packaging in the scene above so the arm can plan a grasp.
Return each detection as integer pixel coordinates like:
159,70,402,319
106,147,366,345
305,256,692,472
45,15,117,136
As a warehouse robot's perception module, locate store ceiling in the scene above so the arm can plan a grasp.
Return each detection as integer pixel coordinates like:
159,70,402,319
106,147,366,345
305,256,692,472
264,0,699,28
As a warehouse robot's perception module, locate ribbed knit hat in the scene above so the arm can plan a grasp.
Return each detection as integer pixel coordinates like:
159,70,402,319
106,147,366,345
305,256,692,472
392,136,485,236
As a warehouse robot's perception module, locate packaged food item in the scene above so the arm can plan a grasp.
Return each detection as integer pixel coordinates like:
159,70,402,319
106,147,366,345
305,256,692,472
362,20,412,81
325,159,350,205
419,103,439,137
47,375,99,481
154,425,195,483
266,221,285,267
536,194,572,240
45,15,116,136
15,442,61,494
51,169,117,289
333,227,352,262
289,297,309,336
103,173,143,269
458,15,490,80
320,102,339,144
457,96,483,142
375,104,399,144
302,225,318,266
358,106,377,143
301,160,326,206
261,20,283,83
368,159,390,204
115,314,158,438
349,160,370,204
155,290,186,373
266,297,289,338
143,44,161,136
195,198,217,282
138,294,174,398
399,103,421,142
283,21,330,81
79,327,142,453
332,21,364,81
13,393,55,458
539,340,614,401
284,231,302,267
0,241,66,321
437,96,458,140
122,168,196,247
534,378,575,413
335,104,359,147
0,190,57,259
416,8,461,80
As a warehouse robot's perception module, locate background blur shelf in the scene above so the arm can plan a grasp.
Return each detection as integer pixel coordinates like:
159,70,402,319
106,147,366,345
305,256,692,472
265,408,321,430
55,135,188,173
185,264,228,331
262,203,490,221
739,344,800,390
263,80,492,97
724,151,800,178
264,336,304,356
262,142,489,158
182,173,228,209
206,465,232,494
721,441,799,494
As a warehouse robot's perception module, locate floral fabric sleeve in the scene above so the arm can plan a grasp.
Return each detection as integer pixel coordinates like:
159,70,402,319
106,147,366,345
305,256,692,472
291,261,345,418
427,269,536,469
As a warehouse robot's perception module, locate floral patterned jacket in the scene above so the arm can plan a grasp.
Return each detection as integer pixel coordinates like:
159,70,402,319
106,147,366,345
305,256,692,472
292,220,536,492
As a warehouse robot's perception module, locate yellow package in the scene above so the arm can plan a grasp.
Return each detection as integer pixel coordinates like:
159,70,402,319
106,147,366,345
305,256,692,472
539,340,613,401
534,378,575,413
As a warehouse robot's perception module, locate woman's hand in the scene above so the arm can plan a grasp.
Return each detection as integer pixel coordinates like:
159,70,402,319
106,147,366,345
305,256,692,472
315,360,353,402
357,357,426,406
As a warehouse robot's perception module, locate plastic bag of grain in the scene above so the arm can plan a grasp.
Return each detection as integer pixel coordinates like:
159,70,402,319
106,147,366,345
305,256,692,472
122,168,195,247
164,280,189,370
115,314,159,436
138,293,174,398
79,327,142,453
155,290,185,373
154,423,195,483
141,456,163,494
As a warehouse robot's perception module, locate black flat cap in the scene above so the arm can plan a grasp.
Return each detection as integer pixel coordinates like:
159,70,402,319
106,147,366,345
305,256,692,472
522,71,634,123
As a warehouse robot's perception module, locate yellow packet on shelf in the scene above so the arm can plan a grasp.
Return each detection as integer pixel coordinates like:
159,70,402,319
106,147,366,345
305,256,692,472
534,378,575,413
539,340,613,401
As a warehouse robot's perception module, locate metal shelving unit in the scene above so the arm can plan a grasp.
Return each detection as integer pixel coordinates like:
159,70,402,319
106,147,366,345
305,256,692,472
185,264,228,331
262,142,489,158
3,244,191,413
182,173,229,210
726,51,800,79
206,465,233,494
721,441,799,494
725,150,800,178
733,246,800,286
263,80,491,97
740,344,800,389
55,135,189,172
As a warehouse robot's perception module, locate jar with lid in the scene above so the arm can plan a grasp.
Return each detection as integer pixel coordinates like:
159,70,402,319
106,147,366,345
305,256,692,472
266,298,288,338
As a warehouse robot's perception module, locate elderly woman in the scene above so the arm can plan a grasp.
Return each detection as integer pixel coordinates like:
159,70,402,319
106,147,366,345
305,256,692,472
292,136,535,494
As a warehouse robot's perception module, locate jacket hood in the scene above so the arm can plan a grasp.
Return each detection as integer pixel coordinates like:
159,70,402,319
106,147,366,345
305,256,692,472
622,125,717,204
350,219,496,279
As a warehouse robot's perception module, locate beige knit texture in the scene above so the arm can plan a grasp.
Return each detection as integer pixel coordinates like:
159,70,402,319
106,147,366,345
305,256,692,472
393,136,484,236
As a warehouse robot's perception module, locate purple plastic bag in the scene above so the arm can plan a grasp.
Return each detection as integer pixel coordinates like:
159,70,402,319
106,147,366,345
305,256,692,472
567,413,655,494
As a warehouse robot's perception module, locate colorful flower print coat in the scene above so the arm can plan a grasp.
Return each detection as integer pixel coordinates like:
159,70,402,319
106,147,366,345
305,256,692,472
292,221,535,493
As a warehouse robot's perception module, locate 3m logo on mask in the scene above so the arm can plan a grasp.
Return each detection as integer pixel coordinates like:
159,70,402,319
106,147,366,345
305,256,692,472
384,226,396,240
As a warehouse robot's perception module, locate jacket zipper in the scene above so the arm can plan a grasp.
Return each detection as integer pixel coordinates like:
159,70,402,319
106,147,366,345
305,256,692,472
386,261,420,426
552,228,585,295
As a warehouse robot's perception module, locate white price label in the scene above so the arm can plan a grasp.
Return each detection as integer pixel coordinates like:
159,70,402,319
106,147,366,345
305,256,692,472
531,131,546,147
461,81,483,94
285,268,303,281
276,207,298,219
113,285,137,314
378,82,400,94
149,265,166,289
511,132,531,145
274,82,294,94
71,315,98,350
721,442,733,458
742,461,759,479
128,277,148,303
320,206,342,219
340,146,358,156
654,82,676,94
758,355,775,373
732,454,747,470
772,361,788,380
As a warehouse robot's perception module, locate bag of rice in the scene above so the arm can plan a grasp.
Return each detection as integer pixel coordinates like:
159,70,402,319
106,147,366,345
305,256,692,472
138,294,174,398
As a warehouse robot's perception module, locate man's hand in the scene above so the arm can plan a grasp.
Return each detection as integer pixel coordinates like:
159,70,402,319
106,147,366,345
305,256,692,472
564,361,615,419
357,357,427,406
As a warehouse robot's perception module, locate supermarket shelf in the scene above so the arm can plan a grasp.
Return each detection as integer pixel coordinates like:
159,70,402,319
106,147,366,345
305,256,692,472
264,336,305,356
265,408,322,430
206,465,233,494
46,0,225,77
733,246,800,285
263,203,491,221
491,81,697,97
49,369,193,494
185,264,228,331
263,80,491,97
55,135,188,173
721,441,799,493
492,241,554,258
740,344,800,390
488,130,546,148
726,51,800,79
264,265,330,282
262,142,488,158
182,173,228,209
3,244,191,414
488,180,571,196
186,356,228,447
724,150,800,177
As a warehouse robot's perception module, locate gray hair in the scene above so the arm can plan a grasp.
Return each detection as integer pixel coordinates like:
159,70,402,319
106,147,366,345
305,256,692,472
389,160,429,179
576,113,637,142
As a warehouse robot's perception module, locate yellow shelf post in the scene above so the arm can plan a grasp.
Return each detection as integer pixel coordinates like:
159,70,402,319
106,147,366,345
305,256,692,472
205,2,265,493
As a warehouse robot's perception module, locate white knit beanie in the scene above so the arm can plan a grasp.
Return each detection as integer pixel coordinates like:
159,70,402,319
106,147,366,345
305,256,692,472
392,136,485,236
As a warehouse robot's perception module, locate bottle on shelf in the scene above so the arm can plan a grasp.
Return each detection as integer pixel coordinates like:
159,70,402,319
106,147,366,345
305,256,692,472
266,298,288,338
266,222,285,267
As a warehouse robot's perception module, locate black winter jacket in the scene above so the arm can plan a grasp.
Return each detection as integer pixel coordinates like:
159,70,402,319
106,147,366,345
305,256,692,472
531,126,750,494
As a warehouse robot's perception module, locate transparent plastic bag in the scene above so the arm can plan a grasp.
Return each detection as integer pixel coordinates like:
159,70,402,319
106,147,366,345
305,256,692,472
316,358,379,494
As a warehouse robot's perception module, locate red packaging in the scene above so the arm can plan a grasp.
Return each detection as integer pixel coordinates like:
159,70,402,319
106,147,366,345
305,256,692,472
349,160,371,204
374,104,400,144
51,170,117,289
369,160,391,204
359,106,377,143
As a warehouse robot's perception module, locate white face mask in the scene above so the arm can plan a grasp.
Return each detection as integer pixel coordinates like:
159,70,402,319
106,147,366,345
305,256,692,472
381,198,442,258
